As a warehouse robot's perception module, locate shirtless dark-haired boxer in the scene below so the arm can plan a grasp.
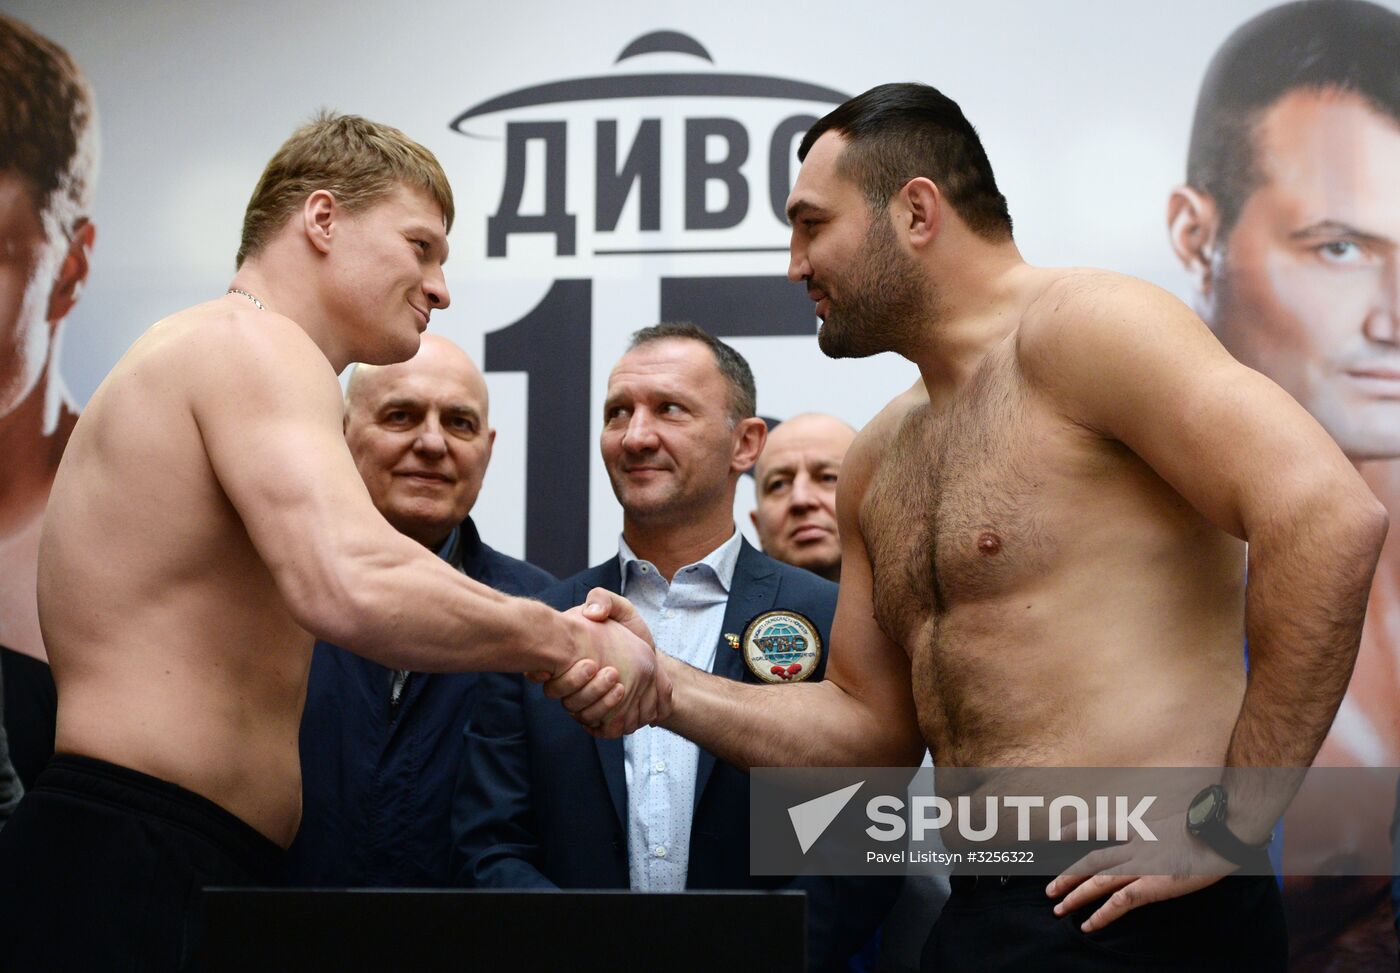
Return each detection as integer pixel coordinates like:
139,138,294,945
0,112,662,971
556,83,1387,971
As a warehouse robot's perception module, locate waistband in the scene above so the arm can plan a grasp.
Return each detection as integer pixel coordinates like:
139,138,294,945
35,753,284,880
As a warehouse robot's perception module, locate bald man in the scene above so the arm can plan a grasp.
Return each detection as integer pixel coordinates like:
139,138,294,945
750,413,857,582
286,335,555,887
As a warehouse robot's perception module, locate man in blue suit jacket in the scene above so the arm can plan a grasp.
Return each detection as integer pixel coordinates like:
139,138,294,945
288,335,554,887
452,324,898,971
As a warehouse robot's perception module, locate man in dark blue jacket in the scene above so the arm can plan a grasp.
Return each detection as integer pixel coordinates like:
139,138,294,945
287,334,553,887
452,323,898,970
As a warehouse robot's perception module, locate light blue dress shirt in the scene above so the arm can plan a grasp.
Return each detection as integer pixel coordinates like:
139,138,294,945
618,529,743,891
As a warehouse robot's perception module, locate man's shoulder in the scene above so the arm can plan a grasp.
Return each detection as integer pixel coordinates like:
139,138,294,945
106,299,337,411
1016,269,1194,365
138,299,318,359
837,380,927,504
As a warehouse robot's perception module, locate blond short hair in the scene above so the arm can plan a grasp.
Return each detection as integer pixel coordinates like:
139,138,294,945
235,110,454,268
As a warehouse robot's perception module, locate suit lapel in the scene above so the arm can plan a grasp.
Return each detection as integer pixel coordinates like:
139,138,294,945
581,560,631,830
693,540,778,809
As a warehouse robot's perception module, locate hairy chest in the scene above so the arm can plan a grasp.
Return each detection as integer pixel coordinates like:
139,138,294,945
861,365,1056,646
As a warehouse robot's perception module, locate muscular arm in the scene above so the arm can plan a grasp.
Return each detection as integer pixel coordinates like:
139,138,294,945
1022,275,1387,832
192,313,642,684
644,421,925,769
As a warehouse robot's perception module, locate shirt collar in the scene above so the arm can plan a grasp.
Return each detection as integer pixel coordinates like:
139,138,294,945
434,524,462,564
617,527,743,594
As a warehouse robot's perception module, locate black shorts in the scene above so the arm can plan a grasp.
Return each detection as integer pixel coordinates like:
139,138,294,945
922,870,1287,972
0,753,284,973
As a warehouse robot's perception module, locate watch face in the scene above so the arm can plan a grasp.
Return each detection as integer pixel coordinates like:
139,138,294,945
1188,791,1219,830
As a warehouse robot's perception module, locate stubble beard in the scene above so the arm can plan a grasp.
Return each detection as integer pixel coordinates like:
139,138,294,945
609,462,685,527
816,215,929,360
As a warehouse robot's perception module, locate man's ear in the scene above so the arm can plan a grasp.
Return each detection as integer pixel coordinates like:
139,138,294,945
482,427,497,472
1167,185,1220,296
899,177,941,250
303,190,338,255
732,416,768,474
46,219,95,324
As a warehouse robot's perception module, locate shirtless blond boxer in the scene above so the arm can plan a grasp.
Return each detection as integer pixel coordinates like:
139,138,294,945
0,112,660,972
557,83,1387,971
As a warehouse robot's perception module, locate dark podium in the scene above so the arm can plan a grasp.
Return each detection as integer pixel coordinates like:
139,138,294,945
198,888,806,972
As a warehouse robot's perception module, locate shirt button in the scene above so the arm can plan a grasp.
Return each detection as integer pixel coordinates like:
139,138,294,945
663,608,674,618
653,845,667,858
653,760,667,773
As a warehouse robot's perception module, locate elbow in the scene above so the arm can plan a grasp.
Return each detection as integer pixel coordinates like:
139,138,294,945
872,729,927,769
1362,497,1389,551
1289,468,1389,557
1339,483,1389,561
279,557,379,648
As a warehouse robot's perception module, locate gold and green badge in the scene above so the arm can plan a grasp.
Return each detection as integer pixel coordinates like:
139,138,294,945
741,610,821,683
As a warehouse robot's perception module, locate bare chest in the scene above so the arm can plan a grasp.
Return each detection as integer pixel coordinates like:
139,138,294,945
861,367,1054,647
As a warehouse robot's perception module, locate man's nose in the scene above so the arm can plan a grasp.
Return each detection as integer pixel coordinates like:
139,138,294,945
622,410,660,450
424,267,450,311
788,472,819,510
1362,258,1400,345
787,240,809,284
414,417,448,457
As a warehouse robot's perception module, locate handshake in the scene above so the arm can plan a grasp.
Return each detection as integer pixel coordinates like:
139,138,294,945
529,588,674,738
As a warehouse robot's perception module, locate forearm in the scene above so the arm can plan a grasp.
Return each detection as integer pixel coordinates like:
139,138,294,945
659,656,920,770
1224,488,1387,835
310,533,575,675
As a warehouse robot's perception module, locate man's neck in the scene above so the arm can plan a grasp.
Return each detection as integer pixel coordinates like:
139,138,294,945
903,245,1036,400
622,509,736,582
0,372,77,536
229,251,353,372
397,519,457,553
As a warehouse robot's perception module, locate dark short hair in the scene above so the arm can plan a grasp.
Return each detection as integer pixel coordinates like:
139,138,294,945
1187,0,1400,238
627,322,757,424
0,14,98,242
237,110,454,268
798,82,1012,242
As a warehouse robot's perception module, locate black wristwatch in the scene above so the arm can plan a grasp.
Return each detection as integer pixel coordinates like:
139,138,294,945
1185,784,1270,865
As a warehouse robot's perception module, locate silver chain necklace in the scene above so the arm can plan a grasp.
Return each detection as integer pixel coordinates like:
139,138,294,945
226,287,265,311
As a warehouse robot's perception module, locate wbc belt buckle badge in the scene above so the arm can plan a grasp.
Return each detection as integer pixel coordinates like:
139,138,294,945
741,610,822,684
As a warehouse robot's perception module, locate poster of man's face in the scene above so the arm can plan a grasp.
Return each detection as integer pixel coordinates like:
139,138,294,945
0,15,95,419
0,13,97,662
1213,91,1398,459
1171,0,1400,463
1171,2,1400,966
